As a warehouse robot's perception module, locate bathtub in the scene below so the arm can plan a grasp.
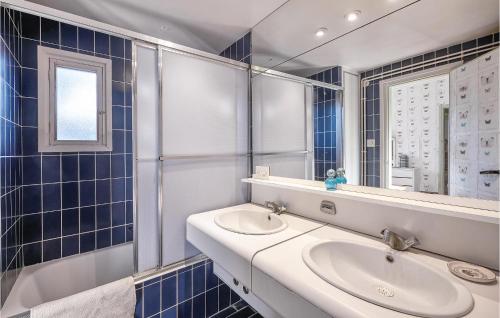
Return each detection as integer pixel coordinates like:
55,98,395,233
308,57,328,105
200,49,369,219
1,244,134,317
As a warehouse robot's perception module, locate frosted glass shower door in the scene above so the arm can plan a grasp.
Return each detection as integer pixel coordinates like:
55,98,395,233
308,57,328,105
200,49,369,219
135,44,160,273
160,49,249,265
252,74,313,179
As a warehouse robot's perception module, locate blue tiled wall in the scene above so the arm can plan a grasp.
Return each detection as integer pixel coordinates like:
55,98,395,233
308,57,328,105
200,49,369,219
310,67,342,180
0,6,23,306
360,32,499,187
219,32,251,64
13,9,134,266
135,259,261,318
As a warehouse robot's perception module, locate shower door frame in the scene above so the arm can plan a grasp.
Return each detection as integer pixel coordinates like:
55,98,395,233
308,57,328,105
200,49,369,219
133,41,252,273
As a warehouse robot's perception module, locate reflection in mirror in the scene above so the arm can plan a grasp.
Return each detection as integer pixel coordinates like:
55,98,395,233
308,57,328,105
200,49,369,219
249,0,499,204
251,68,344,181
381,66,453,195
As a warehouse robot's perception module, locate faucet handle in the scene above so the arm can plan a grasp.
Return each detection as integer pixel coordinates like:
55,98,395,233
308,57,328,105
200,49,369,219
278,203,287,213
380,228,390,238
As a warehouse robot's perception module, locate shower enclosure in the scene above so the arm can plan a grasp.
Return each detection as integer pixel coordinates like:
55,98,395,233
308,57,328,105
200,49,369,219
134,42,250,272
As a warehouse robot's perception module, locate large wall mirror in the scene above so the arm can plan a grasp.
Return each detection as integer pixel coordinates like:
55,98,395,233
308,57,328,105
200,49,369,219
249,0,499,209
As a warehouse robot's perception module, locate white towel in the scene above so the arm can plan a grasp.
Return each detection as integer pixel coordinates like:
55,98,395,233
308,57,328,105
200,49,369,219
30,277,136,318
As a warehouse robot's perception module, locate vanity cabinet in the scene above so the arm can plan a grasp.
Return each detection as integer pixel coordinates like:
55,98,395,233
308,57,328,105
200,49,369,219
450,48,500,200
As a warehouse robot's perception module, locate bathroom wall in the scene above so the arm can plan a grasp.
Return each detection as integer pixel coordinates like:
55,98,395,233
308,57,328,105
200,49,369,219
135,259,260,318
361,32,499,187
13,9,134,266
310,67,342,181
219,32,251,64
251,181,499,270
0,6,23,306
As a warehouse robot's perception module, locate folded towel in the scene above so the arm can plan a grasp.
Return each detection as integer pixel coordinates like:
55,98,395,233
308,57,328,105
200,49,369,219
30,277,136,318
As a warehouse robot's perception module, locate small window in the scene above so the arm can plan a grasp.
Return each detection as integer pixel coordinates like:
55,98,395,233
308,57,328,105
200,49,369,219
38,46,112,152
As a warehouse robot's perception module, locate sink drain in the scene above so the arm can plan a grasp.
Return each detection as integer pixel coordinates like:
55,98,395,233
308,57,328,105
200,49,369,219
375,285,395,297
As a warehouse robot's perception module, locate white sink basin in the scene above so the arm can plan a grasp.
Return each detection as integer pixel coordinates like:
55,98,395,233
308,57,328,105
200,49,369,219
214,209,287,235
302,240,474,318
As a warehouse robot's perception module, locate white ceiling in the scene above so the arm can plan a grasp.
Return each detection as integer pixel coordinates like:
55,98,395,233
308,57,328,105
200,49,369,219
252,0,499,75
26,0,287,53
26,0,499,73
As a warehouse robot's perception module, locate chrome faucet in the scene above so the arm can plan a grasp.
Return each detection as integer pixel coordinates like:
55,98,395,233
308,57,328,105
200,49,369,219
380,228,419,251
265,201,287,215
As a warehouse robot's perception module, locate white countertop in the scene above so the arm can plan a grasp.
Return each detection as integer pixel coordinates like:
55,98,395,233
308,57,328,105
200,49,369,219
186,203,325,286
252,225,500,318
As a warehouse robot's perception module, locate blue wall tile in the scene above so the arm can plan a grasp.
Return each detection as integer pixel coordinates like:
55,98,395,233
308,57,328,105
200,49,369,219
43,238,61,261
22,155,41,184
61,155,78,181
219,32,251,63
96,204,111,229
62,182,78,209
144,282,161,317
62,235,79,257
110,36,124,58
43,210,61,239
62,208,79,236
22,213,42,243
41,17,59,45
162,276,176,310
43,183,61,212
23,242,42,266
95,32,110,55
136,260,259,318
80,232,95,253
309,66,342,181
112,225,125,245
21,13,40,40
42,155,60,183
22,185,41,214
60,23,77,48
6,8,135,268
78,28,94,52
96,229,111,249
80,206,96,232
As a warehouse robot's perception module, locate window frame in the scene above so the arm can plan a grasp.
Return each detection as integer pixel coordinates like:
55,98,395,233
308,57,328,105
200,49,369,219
38,46,113,152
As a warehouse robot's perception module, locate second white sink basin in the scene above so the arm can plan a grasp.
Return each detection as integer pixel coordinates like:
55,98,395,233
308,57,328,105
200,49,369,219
214,209,287,235
302,240,474,318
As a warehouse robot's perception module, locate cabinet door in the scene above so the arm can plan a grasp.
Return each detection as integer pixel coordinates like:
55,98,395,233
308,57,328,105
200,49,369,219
436,77,449,104
478,132,499,169
455,77,475,105
454,134,473,160
478,173,499,199
456,104,473,133
479,50,499,70
454,160,476,189
479,66,498,102
479,102,499,131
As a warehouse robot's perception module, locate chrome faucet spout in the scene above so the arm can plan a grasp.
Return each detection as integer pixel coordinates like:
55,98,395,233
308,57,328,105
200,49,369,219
265,201,287,215
380,228,419,251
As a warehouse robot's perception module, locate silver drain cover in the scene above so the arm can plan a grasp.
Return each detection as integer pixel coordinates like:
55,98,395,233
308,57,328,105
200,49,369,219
375,285,395,297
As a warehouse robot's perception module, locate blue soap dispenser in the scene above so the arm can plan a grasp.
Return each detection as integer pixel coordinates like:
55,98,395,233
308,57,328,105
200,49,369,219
336,167,347,184
325,169,337,190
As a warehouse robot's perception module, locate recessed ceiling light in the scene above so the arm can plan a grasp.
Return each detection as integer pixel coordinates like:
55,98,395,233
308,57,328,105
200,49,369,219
315,27,328,37
345,10,361,22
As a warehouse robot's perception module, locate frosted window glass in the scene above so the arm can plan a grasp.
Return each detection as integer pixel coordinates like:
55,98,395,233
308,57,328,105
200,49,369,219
56,67,98,141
